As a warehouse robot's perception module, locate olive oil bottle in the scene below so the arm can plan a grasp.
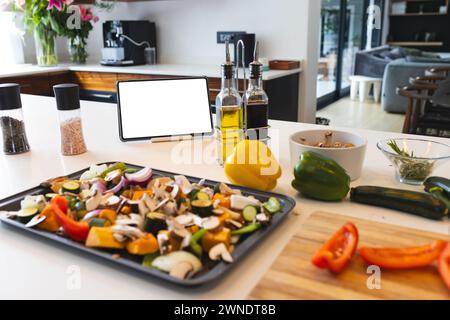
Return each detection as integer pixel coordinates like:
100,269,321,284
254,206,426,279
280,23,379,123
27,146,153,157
216,41,243,164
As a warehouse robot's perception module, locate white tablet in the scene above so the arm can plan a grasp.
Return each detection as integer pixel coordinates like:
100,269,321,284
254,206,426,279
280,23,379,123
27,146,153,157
117,77,213,141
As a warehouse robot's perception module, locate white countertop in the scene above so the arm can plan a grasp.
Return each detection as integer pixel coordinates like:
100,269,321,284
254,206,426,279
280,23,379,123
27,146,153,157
0,94,448,299
0,63,301,81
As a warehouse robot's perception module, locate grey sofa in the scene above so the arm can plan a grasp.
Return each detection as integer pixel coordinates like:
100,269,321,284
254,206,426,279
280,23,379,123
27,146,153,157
382,59,450,113
354,46,450,113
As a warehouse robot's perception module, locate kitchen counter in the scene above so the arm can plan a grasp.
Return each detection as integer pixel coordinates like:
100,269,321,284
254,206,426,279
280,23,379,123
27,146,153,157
0,94,448,299
0,63,302,81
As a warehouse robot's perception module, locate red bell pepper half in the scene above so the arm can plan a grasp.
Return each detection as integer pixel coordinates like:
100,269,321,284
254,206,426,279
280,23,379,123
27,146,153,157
51,196,90,242
359,240,447,270
438,243,450,291
311,222,359,273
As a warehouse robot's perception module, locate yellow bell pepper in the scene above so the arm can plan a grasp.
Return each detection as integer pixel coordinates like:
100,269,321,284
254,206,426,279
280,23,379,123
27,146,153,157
224,140,282,191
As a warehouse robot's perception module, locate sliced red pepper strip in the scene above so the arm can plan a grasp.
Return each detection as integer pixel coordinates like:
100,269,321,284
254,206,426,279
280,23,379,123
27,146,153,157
438,243,450,290
51,196,90,242
311,223,359,273
359,240,447,270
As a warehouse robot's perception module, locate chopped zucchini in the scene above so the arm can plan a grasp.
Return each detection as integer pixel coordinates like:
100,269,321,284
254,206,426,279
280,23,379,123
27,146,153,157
196,191,210,201
62,181,81,194
191,199,213,217
263,197,281,214
143,212,167,235
45,193,59,200
243,205,258,222
17,207,39,223
189,189,200,201
88,218,109,228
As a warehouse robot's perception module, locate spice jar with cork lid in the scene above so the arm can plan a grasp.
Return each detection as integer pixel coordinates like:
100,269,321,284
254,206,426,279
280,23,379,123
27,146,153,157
53,84,87,156
0,83,30,155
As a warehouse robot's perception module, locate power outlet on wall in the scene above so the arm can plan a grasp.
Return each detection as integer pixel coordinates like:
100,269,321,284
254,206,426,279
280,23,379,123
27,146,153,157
217,31,246,44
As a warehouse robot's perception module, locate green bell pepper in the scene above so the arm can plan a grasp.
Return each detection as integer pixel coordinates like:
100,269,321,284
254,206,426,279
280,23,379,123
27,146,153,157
291,151,350,201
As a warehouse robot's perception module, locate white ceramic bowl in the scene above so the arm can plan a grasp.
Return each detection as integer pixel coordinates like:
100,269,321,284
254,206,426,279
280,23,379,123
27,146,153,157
289,130,367,181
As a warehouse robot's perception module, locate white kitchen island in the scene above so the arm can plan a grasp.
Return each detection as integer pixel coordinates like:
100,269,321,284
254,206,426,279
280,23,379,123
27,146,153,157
0,94,448,299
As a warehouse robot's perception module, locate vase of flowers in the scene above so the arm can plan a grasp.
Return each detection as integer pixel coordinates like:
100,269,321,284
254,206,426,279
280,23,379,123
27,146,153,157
65,5,98,64
11,0,71,66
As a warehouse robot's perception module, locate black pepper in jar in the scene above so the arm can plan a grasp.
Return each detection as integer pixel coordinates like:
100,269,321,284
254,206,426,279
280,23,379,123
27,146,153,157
0,116,30,154
0,84,30,155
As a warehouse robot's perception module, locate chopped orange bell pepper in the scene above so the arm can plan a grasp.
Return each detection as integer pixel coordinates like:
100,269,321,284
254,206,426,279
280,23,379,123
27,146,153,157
36,206,61,233
213,194,231,209
126,234,159,255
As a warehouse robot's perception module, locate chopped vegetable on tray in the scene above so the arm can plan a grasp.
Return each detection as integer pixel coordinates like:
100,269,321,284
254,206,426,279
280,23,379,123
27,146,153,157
7,162,285,280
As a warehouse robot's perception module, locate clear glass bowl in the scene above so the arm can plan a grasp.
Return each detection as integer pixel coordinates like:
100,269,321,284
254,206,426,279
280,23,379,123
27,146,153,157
377,138,450,185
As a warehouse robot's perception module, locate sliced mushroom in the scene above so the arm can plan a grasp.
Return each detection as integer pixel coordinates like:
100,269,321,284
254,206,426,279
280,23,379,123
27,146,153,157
115,213,143,229
175,214,194,226
0,211,18,219
212,208,225,215
256,213,271,224
111,225,144,242
157,232,170,255
86,190,103,211
142,193,157,212
209,243,233,263
102,194,121,207
25,214,46,228
202,216,221,231
104,169,123,184
225,219,243,230
162,201,177,216
171,227,191,243
154,198,170,211
218,206,242,221
169,261,194,280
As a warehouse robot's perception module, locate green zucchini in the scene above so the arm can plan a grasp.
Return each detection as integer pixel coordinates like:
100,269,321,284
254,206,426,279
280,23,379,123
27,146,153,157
263,197,281,214
188,189,200,201
350,186,448,221
243,205,258,222
62,181,81,194
45,193,59,200
195,191,210,201
17,207,39,223
143,212,167,235
191,199,213,217
424,176,450,196
88,218,109,228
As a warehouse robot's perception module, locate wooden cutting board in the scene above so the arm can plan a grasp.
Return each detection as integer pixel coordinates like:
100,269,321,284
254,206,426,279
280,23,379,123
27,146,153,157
248,211,450,300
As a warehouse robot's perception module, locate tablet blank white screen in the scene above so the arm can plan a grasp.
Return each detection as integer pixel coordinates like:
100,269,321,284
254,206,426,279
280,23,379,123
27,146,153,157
118,78,212,140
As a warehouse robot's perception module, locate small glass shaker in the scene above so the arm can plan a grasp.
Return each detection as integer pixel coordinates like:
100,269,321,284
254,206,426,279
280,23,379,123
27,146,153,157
0,83,30,155
53,84,87,156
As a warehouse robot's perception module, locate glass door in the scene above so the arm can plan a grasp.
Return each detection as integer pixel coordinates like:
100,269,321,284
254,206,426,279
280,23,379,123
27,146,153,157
317,0,341,99
317,0,385,108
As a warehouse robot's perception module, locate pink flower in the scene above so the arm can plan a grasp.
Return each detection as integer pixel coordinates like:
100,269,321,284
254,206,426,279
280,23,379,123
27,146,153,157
63,0,73,4
47,0,62,11
79,5,99,23
15,0,24,7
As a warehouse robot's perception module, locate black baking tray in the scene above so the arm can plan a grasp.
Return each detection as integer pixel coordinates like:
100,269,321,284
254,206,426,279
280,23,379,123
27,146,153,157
0,162,295,287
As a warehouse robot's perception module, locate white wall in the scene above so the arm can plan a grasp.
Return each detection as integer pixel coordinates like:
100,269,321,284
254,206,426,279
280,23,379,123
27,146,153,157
23,0,321,123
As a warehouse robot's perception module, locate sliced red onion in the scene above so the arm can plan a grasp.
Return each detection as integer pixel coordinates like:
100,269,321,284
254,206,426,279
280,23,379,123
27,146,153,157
105,176,129,194
82,210,102,221
91,181,107,194
125,167,153,186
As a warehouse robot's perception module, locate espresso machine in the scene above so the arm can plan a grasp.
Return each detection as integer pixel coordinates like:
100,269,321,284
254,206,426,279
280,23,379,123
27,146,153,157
101,20,157,66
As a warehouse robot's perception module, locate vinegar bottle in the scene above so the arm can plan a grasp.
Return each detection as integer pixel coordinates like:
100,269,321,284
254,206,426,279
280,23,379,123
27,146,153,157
243,42,269,141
